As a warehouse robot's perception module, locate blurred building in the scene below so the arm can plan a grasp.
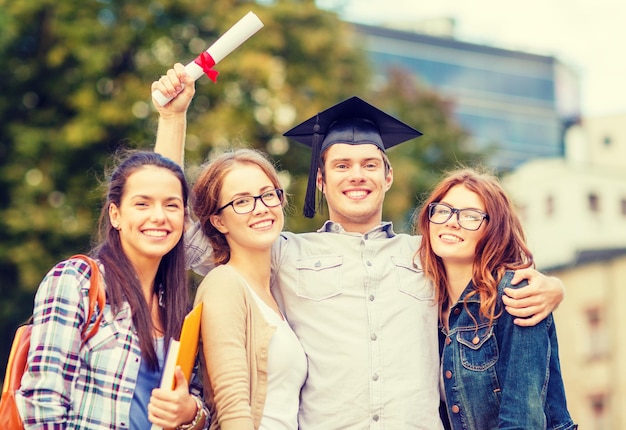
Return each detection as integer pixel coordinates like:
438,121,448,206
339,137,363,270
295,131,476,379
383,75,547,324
549,252,626,430
503,113,626,429
502,114,626,270
351,22,581,171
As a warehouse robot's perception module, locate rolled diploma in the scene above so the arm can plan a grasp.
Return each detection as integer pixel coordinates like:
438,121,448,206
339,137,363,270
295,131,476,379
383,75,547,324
152,11,264,106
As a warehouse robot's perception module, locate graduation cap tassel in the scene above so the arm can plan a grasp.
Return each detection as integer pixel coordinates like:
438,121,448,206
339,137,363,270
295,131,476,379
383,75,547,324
283,96,423,219
303,123,322,218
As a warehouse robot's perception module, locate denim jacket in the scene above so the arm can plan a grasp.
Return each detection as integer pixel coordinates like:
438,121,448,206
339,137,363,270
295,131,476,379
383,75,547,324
439,271,577,430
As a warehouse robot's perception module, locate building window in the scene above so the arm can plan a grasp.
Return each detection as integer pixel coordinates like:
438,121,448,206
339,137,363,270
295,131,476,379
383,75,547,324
585,306,608,360
588,193,600,213
589,392,608,430
546,195,554,217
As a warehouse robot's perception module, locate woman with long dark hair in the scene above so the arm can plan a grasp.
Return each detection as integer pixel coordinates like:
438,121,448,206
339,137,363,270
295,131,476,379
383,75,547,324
17,151,208,429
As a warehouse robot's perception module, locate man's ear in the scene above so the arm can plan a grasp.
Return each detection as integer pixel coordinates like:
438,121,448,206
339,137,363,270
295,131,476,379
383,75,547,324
316,169,324,193
385,167,394,191
210,214,228,234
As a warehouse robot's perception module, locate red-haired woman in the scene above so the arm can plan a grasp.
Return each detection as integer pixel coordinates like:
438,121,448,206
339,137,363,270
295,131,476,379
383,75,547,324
415,168,576,430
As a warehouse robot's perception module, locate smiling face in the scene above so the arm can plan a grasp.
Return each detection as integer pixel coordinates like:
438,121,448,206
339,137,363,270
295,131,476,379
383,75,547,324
429,184,488,271
209,163,284,255
318,143,393,233
108,165,185,266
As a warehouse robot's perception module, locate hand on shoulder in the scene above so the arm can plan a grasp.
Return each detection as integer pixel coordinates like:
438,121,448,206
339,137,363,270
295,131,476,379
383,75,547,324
503,268,564,327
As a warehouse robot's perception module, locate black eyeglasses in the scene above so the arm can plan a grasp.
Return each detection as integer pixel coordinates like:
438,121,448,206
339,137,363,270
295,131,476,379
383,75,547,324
217,189,284,214
428,202,489,231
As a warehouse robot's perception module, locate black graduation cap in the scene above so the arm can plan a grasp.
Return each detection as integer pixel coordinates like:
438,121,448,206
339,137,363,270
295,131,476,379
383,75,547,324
283,96,423,218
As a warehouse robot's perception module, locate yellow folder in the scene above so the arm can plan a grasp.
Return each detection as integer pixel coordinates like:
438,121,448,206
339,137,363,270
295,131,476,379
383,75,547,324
152,302,203,430
175,301,203,385
159,301,203,391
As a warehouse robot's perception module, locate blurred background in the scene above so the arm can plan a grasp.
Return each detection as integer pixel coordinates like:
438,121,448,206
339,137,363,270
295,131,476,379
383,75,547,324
1,1,624,427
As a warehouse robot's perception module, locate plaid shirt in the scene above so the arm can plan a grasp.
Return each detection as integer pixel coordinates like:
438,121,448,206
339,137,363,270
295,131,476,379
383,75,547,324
16,257,208,429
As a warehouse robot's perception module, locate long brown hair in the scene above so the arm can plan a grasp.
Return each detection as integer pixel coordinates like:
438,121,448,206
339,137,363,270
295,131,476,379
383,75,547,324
93,151,190,371
415,168,533,326
192,148,285,266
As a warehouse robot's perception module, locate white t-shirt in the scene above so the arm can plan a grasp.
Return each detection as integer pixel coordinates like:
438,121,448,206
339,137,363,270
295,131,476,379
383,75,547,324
246,283,307,430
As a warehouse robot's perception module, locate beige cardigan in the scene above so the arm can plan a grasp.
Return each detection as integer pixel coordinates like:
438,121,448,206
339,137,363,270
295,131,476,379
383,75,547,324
194,265,276,430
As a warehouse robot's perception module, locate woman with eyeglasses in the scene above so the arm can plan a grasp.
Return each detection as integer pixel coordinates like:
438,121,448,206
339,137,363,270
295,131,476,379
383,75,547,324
190,149,307,430
415,168,576,430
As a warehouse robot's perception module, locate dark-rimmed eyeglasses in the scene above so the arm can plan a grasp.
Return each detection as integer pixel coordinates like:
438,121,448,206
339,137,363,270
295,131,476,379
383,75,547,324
217,189,284,214
428,202,489,231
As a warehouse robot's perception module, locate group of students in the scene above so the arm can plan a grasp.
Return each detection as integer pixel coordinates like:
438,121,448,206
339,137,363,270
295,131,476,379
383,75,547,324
14,63,577,429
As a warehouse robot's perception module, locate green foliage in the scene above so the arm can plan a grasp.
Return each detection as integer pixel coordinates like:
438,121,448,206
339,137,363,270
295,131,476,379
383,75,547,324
373,67,485,231
0,0,485,383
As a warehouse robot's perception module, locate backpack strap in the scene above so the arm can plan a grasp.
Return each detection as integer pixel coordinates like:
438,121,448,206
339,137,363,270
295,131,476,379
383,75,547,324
69,254,105,345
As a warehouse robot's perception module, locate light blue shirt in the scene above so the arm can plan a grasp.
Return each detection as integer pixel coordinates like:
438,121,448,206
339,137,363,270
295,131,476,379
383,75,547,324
186,220,443,430
130,337,165,430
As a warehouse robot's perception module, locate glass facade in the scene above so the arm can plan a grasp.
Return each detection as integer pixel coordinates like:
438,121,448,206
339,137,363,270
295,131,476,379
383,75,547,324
354,23,579,170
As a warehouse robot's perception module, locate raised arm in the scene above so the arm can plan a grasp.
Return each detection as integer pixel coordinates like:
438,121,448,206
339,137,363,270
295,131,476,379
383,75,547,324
502,268,565,327
151,65,218,277
151,63,196,166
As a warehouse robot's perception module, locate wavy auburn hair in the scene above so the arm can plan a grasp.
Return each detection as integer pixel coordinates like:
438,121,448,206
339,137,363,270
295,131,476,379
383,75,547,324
414,168,533,326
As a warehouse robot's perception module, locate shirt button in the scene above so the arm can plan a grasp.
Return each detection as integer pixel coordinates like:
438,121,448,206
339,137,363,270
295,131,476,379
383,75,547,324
451,405,460,414
472,336,480,345
366,260,372,266
370,333,377,341
314,261,321,268
372,373,379,381
453,308,461,315
372,414,380,422
369,294,375,301
445,370,452,379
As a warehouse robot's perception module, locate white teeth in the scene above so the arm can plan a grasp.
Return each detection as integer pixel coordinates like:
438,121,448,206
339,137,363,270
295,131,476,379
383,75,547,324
441,234,462,242
144,230,167,237
252,220,272,229
345,190,367,198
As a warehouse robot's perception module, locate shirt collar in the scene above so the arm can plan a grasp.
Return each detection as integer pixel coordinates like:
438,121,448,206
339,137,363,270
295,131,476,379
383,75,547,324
458,280,482,303
318,220,396,239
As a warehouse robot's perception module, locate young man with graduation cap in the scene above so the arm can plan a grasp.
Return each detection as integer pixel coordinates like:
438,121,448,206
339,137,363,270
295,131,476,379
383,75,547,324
283,95,422,222
151,65,564,429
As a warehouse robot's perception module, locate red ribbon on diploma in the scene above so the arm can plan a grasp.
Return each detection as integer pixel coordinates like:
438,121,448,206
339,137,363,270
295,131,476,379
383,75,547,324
194,52,219,82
